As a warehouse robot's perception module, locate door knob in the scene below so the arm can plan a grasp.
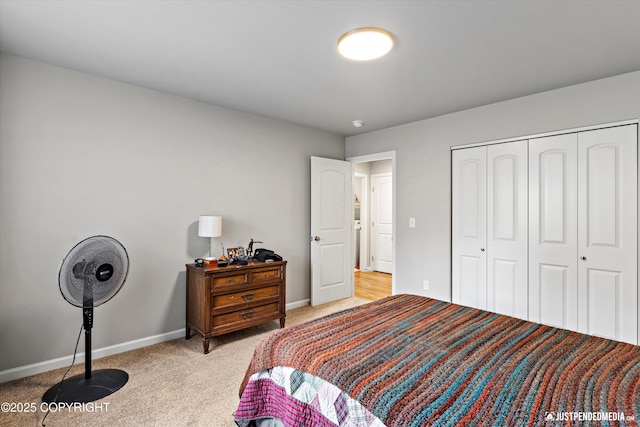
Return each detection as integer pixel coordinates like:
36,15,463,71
314,236,321,241
480,248,485,252
580,256,587,261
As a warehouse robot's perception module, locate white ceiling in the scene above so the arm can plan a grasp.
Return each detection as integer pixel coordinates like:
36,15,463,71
1,0,639,137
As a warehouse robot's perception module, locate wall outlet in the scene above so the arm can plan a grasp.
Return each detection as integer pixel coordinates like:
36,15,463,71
423,280,429,290
409,217,416,228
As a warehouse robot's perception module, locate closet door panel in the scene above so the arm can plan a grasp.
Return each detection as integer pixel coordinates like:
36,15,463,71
459,256,482,308
491,259,517,315
487,140,528,319
538,264,569,328
452,147,487,309
529,134,578,330
577,125,637,343
586,269,621,340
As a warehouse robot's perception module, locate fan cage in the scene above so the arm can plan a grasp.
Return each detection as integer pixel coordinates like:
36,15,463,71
59,236,129,308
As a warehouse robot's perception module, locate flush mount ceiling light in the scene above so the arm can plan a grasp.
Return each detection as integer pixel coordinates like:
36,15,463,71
352,120,365,128
338,27,394,61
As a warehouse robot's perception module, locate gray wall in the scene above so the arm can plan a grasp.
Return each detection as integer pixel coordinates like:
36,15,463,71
2,53,639,376
346,71,640,302
0,54,344,372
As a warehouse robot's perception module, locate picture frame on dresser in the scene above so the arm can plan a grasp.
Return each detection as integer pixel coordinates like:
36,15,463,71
227,246,245,260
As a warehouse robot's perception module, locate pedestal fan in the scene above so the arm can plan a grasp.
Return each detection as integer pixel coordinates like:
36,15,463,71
43,235,129,404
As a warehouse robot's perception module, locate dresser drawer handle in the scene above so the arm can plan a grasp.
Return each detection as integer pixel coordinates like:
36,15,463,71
241,311,255,320
241,292,255,301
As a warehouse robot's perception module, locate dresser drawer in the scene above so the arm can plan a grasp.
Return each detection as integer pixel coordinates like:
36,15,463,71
250,266,281,283
212,302,279,329
211,272,248,287
212,285,279,310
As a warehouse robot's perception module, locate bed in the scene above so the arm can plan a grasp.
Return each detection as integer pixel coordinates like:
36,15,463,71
235,294,640,426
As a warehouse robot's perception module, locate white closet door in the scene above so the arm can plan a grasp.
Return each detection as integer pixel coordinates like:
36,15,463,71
487,141,528,319
452,146,487,309
529,133,578,330
577,125,637,343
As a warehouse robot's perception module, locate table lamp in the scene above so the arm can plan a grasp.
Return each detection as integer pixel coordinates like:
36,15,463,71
198,215,222,257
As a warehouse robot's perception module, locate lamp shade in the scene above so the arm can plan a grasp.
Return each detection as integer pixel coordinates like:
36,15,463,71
198,215,222,237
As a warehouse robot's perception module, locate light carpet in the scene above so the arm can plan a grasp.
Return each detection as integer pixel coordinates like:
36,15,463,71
0,297,368,427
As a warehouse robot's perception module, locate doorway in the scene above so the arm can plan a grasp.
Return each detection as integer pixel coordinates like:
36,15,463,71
310,152,395,306
348,152,396,300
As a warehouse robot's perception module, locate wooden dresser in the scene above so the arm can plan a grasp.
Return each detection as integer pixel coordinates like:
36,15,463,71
185,260,286,353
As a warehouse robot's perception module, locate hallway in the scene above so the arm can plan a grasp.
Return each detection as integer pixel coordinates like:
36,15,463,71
354,270,392,301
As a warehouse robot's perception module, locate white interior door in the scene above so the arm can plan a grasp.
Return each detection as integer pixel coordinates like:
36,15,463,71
577,125,637,343
486,140,528,319
311,156,353,306
371,174,393,273
529,133,578,330
452,146,487,310
529,124,638,344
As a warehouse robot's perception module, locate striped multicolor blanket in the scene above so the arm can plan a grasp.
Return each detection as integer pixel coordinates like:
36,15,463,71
238,295,640,426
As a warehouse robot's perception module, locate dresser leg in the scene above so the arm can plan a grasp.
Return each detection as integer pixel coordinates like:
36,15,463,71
185,326,192,340
202,339,210,354
280,317,285,328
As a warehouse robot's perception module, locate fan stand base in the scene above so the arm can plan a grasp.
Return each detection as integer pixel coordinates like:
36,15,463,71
42,369,128,404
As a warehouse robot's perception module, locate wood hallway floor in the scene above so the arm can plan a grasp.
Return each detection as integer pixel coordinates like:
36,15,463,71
354,270,392,301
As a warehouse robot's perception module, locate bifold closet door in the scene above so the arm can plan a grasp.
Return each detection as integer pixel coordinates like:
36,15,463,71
486,141,528,319
530,124,637,344
452,146,487,310
577,125,637,344
529,134,579,331
453,141,528,318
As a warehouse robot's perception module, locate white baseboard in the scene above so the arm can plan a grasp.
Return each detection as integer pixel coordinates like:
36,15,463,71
2,301,311,384
286,299,310,310
0,329,184,384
